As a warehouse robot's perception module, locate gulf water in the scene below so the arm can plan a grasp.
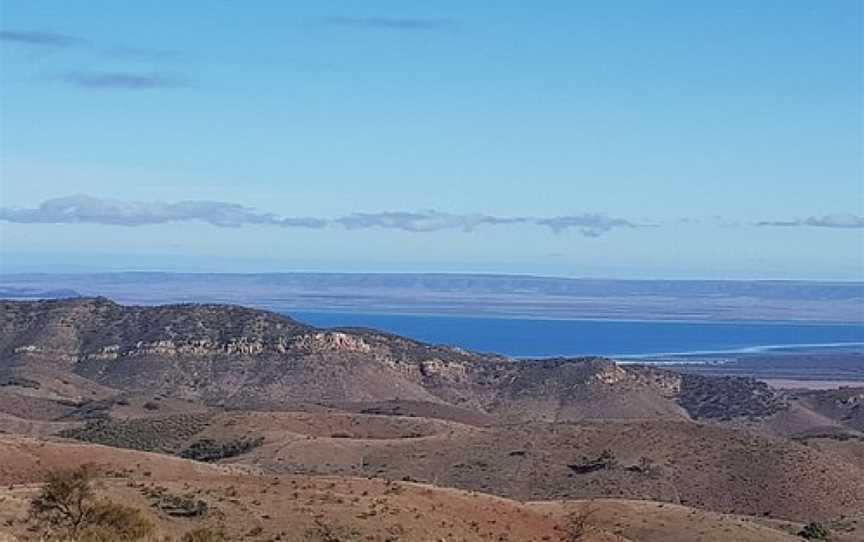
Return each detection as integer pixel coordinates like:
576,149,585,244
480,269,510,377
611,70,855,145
287,311,864,358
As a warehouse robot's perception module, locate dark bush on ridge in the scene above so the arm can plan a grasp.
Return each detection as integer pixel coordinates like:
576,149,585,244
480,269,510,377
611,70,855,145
179,436,265,462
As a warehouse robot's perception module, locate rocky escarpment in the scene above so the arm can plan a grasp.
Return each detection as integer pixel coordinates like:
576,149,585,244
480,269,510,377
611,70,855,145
0,298,505,407
1,298,690,420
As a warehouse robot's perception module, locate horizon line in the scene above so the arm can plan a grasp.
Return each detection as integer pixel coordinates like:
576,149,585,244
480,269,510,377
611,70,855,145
1,269,863,284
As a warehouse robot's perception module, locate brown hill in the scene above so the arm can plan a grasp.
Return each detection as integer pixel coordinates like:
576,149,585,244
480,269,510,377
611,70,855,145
0,298,687,421
51,406,864,523
5,298,859,432
793,387,864,432
0,435,824,542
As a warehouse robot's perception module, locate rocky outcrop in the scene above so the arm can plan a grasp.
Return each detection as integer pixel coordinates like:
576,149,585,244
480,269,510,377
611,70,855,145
1,298,692,421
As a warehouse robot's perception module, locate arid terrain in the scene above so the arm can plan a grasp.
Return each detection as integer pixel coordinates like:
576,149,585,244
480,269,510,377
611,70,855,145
1,298,863,541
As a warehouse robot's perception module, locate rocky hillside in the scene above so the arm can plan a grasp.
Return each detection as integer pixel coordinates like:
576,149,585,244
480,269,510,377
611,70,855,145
3,298,861,431
2,298,864,533
0,298,685,421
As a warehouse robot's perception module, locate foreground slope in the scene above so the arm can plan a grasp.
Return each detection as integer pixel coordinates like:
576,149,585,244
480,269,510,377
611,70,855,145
53,407,864,523
0,435,822,542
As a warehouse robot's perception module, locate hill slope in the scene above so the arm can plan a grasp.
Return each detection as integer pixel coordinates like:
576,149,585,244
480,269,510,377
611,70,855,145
0,435,822,542
0,298,687,421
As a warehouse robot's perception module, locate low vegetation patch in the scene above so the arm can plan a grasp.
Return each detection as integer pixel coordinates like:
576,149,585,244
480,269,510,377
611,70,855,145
799,521,831,540
303,519,362,541
179,436,265,462
568,449,618,474
181,526,228,542
59,414,212,454
0,375,40,388
558,504,598,541
678,374,785,421
141,485,209,517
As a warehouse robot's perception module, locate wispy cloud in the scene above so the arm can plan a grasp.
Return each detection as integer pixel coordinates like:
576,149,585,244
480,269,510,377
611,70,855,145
3,28,186,90
755,214,864,229
0,30,86,49
0,195,639,237
63,72,186,90
2,28,180,63
535,214,640,237
5,196,860,239
0,195,326,229
322,16,453,30
102,45,181,61
335,211,528,232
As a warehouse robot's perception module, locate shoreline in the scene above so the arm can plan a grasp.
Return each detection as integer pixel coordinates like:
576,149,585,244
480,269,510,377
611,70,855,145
610,342,864,360
759,378,864,390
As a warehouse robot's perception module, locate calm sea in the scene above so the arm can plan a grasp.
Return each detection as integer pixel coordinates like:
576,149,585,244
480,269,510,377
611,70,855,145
286,311,864,358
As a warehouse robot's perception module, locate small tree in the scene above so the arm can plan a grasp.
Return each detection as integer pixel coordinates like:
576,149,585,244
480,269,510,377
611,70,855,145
29,463,102,536
29,464,155,541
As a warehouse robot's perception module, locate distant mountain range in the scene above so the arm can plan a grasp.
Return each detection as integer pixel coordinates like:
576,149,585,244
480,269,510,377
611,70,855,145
2,272,863,322
0,286,81,299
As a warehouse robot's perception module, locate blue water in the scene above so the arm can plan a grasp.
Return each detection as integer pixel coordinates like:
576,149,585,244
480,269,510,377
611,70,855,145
286,311,864,358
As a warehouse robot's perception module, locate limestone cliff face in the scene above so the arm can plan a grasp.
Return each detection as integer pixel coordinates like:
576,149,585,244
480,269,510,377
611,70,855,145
0,298,501,406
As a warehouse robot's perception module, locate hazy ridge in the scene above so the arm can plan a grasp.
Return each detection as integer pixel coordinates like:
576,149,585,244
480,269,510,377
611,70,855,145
3,272,863,323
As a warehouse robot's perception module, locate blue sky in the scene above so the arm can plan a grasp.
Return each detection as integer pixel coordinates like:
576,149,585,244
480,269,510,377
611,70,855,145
0,0,862,279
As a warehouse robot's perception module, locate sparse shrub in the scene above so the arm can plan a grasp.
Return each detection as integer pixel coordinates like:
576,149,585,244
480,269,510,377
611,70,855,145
625,456,657,475
142,401,160,411
799,522,831,540
78,502,155,541
303,519,362,541
560,504,597,541
144,487,209,517
597,449,617,469
638,456,655,473
567,450,618,474
29,464,155,541
181,526,228,542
